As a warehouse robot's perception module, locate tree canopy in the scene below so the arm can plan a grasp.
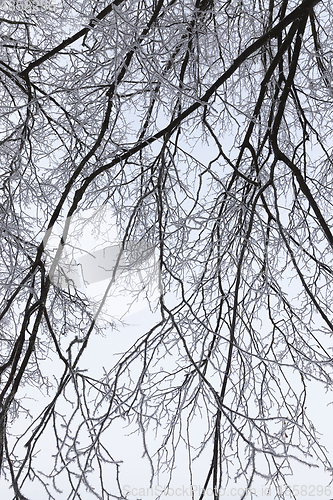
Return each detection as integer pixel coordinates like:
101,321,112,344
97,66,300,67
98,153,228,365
1,0,333,498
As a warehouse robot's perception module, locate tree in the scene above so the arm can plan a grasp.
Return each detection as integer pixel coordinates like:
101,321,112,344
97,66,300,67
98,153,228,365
0,0,333,497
